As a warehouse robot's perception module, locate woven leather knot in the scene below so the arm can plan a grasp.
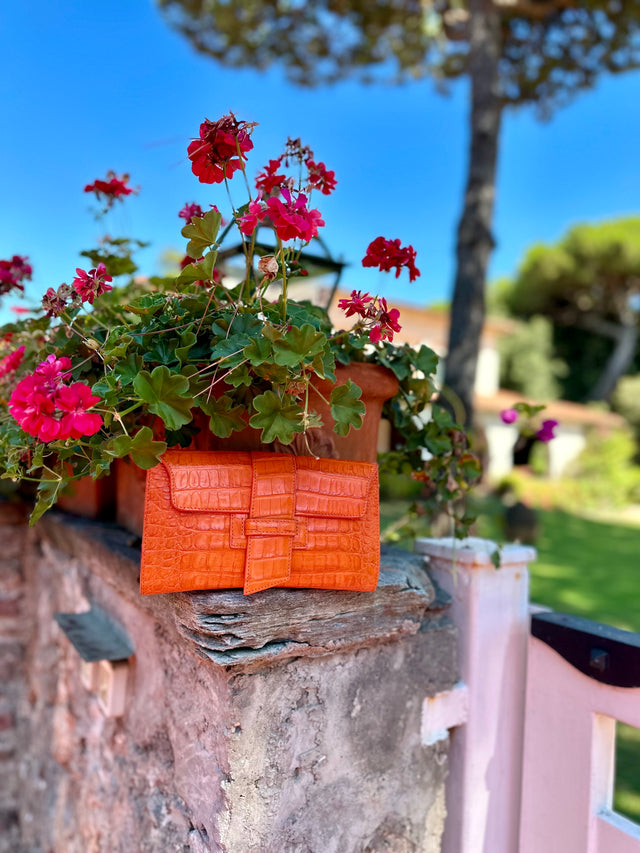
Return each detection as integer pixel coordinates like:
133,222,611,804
243,453,296,594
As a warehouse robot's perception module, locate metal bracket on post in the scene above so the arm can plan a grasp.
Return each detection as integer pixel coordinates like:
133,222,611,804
531,611,640,688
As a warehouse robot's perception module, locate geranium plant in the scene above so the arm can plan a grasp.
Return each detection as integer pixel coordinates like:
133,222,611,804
0,113,480,526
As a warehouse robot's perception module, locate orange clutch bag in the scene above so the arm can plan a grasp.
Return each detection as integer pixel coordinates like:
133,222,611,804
140,450,380,595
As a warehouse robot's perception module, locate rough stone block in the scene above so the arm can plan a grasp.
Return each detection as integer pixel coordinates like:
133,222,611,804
12,511,458,852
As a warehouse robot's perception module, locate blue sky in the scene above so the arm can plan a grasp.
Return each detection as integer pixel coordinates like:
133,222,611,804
1,0,639,323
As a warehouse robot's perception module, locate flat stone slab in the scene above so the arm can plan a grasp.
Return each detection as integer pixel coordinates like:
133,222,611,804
174,545,444,667
38,513,449,670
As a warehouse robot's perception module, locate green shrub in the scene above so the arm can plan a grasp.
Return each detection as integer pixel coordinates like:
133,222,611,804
566,427,640,507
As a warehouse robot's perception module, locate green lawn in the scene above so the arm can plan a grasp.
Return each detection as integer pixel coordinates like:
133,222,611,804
382,499,640,823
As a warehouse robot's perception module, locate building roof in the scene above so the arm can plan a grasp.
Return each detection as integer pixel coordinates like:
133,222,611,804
475,389,625,429
328,290,518,352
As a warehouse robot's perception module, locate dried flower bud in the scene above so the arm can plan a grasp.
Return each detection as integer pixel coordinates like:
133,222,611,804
258,256,279,282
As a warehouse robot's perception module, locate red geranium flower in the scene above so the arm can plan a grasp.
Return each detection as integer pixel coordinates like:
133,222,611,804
0,345,25,380
237,198,265,236
56,383,104,439
42,284,76,318
256,159,287,194
9,356,103,443
179,202,204,222
0,255,32,295
188,114,255,185
362,237,421,282
337,290,373,318
72,263,113,305
84,172,136,208
369,298,402,343
306,160,337,195
264,189,324,243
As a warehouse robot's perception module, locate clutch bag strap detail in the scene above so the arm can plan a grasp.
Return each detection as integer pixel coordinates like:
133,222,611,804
243,453,296,594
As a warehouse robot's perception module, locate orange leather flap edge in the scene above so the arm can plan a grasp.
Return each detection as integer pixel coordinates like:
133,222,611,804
161,450,377,519
161,450,253,513
293,457,377,519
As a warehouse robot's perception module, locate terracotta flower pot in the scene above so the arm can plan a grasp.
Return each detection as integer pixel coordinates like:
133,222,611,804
57,471,117,521
116,362,398,537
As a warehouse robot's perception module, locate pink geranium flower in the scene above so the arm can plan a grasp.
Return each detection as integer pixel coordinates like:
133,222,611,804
500,409,519,424
537,419,559,442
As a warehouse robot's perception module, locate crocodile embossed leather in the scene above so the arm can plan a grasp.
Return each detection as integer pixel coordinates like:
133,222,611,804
140,450,380,595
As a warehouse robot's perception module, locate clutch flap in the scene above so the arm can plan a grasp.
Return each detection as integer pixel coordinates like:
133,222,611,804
162,450,253,513
291,457,377,520
160,451,376,519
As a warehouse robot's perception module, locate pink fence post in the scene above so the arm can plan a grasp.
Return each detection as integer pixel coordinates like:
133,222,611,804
414,537,535,853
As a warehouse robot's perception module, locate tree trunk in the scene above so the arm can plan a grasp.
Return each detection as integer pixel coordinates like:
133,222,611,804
443,0,502,426
584,317,639,401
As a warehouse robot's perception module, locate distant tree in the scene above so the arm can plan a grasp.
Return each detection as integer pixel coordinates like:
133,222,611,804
612,373,640,460
500,217,640,401
499,315,567,400
157,0,640,423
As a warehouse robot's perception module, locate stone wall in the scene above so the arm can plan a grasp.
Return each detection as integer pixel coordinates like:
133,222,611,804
3,503,458,853
0,502,28,850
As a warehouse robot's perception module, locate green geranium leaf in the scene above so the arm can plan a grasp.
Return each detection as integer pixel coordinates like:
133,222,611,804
226,365,253,388
144,336,178,365
378,351,411,381
91,375,118,401
80,250,138,277
255,361,290,383
260,323,283,344
133,366,194,430
180,365,211,397
273,324,327,367
330,380,365,437
310,348,336,381
113,353,143,387
176,250,218,285
181,208,222,258
244,336,274,367
127,427,168,469
426,438,453,455
249,391,304,444
415,345,439,376
211,335,249,368
284,300,329,330
123,294,166,317
175,330,197,365
199,395,246,438
164,423,201,448
103,334,132,361
106,426,167,469
30,478,62,526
